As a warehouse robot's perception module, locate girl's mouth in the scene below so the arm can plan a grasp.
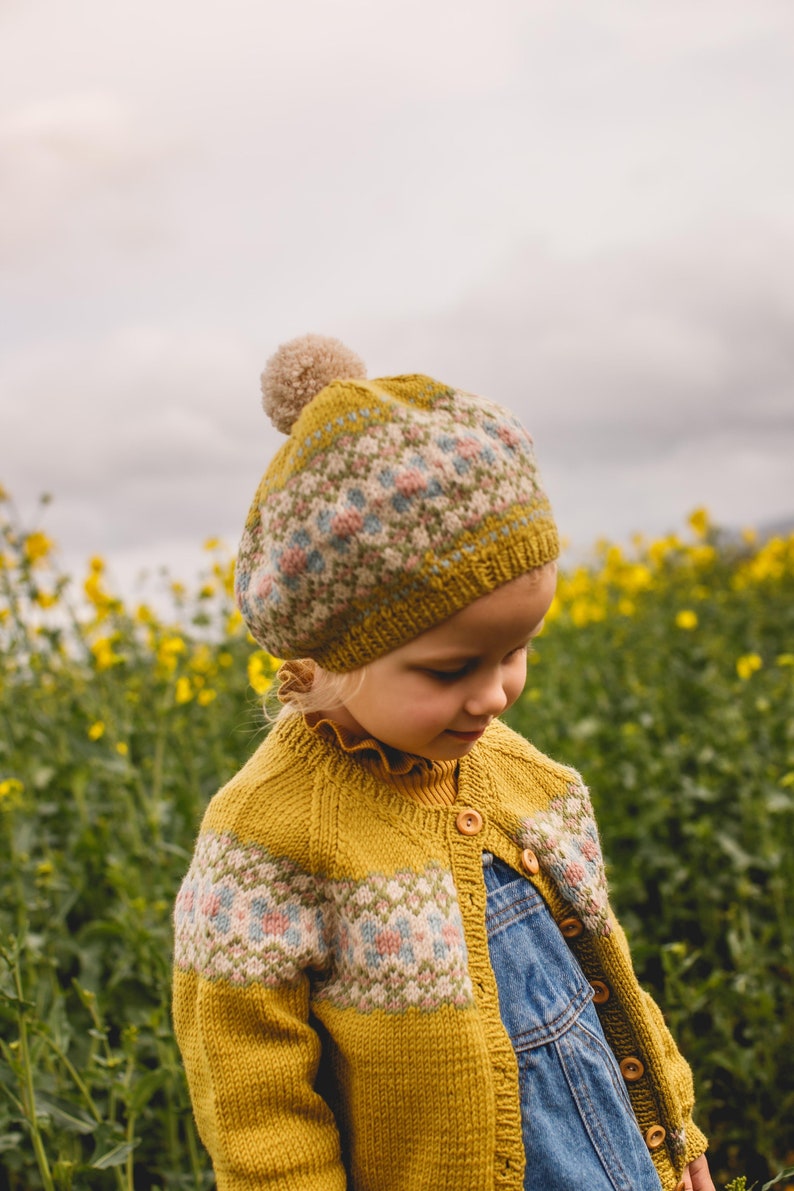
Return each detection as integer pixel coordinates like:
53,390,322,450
445,728,487,743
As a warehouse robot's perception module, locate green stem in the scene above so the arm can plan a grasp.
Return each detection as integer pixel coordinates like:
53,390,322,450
185,1112,206,1189
10,953,55,1191
31,1028,101,1123
124,1050,137,1191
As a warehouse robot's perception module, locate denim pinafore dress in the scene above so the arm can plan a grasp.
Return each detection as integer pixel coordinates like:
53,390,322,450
483,853,663,1191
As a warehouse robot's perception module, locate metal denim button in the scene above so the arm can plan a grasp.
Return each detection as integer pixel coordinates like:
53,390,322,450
619,1056,645,1082
456,808,483,836
520,847,540,876
645,1124,666,1150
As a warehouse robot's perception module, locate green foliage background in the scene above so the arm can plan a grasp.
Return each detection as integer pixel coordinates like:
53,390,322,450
1,494,793,1189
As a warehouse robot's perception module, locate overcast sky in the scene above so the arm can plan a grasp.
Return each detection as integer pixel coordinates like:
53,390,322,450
2,0,793,596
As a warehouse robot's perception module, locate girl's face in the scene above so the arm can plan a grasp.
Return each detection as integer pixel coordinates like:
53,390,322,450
330,566,557,761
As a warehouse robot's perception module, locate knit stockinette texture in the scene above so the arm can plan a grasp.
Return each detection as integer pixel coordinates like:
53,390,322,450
172,715,708,1190
235,372,559,671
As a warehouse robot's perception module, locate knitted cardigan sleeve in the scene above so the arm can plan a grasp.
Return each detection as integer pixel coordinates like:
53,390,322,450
172,741,347,1190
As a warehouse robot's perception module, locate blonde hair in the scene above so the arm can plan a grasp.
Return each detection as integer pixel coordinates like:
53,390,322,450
272,658,366,721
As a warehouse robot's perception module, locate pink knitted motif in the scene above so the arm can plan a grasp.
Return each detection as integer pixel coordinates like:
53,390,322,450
174,830,474,1013
518,778,612,936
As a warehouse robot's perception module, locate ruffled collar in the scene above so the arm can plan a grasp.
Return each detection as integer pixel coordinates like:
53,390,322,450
275,659,454,787
308,715,436,778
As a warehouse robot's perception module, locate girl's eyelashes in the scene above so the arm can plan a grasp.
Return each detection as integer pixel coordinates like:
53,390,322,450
421,645,530,681
423,665,472,682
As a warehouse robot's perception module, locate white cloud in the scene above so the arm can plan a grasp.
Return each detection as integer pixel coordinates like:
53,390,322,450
0,326,274,553
0,93,182,264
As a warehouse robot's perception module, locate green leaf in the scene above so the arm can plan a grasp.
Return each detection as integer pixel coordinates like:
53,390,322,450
128,1067,168,1114
34,1094,97,1135
90,1140,138,1169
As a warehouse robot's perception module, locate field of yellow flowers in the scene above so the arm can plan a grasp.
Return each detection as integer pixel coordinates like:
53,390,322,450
1,488,793,1190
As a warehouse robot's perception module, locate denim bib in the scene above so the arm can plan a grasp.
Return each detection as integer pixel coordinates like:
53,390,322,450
483,854,662,1191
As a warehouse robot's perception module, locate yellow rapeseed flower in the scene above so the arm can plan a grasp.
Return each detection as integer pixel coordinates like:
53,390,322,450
91,636,123,670
675,610,698,630
248,651,277,695
198,688,217,706
688,544,716,569
687,507,710,538
226,609,244,635
115,742,129,756
0,483,8,502
215,559,236,597
648,534,681,569
570,599,607,628
736,654,763,680
83,567,117,617
88,721,105,740
621,564,653,595
204,536,221,551
735,536,792,586
175,675,193,704
34,590,59,608
776,654,794,667
157,635,186,673
23,531,53,566
0,778,24,805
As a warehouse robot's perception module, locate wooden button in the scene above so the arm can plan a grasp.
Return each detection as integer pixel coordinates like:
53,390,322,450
645,1124,666,1150
521,848,539,876
559,916,584,939
455,808,483,836
674,1182,686,1191
619,1056,645,1082
590,979,610,1004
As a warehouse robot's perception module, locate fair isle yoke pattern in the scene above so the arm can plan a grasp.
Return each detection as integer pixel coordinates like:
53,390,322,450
174,830,474,1013
236,376,558,670
518,778,612,936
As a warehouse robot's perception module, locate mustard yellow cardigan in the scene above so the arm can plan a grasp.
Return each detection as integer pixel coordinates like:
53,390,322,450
173,713,707,1190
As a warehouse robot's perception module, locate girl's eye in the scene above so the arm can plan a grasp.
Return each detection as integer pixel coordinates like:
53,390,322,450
424,666,470,682
428,670,465,682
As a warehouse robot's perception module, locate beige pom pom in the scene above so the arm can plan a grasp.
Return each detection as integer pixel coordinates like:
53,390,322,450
260,334,367,434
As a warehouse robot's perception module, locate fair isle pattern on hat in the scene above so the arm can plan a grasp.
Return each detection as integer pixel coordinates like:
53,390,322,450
236,366,559,671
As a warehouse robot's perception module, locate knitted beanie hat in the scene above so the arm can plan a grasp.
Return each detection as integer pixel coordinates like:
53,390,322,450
236,334,559,672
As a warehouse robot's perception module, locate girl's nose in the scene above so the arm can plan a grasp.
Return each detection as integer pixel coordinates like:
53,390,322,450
464,673,509,718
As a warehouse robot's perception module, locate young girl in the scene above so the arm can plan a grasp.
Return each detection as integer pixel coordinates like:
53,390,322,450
173,335,715,1191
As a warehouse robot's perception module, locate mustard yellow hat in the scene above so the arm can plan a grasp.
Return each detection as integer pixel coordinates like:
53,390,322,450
236,334,558,671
